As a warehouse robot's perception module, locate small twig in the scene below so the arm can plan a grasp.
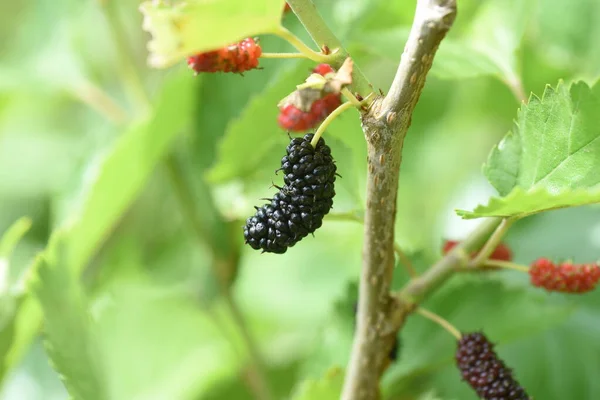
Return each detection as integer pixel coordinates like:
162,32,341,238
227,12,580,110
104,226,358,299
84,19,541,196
482,260,530,273
286,0,374,98
271,26,335,63
469,218,514,267
341,87,363,106
416,308,461,340
261,52,312,59
325,210,365,223
311,101,355,146
393,243,418,278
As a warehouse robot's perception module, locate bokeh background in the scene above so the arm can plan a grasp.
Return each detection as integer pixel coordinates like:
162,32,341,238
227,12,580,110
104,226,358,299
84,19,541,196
1,0,599,399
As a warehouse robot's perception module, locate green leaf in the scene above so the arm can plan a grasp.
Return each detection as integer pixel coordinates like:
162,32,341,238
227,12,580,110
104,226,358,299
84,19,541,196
291,367,345,400
3,70,195,380
464,0,533,83
207,61,312,183
0,217,32,261
458,81,600,219
94,279,241,400
140,0,285,68
29,239,106,400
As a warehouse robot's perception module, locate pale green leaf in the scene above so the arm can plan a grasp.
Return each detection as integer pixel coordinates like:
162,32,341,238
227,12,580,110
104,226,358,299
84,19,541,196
30,240,106,400
458,81,600,219
0,217,32,260
465,0,534,83
207,61,312,183
94,280,241,400
3,70,195,380
140,0,285,68
291,367,345,400
357,29,502,81
64,70,195,273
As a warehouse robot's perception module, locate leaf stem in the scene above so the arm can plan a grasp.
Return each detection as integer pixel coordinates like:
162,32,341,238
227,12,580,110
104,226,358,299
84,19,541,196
261,52,311,59
469,218,514,267
285,0,374,98
415,308,461,340
341,87,363,106
271,26,335,63
326,210,365,223
311,101,355,147
482,260,530,273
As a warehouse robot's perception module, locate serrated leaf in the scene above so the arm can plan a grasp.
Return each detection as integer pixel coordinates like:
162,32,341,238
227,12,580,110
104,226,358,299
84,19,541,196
140,0,285,68
459,81,600,219
207,61,312,183
291,367,345,400
30,239,106,400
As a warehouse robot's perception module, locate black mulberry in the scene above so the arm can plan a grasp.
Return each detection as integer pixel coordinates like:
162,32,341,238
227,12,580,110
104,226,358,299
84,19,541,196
456,332,530,400
243,133,336,253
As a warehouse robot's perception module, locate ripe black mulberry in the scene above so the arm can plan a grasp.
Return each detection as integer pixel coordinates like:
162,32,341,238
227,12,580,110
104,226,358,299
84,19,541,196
243,133,336,253
456,332,530,399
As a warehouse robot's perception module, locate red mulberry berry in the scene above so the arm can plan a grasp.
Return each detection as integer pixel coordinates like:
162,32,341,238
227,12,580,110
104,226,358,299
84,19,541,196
277,93,341,132
456,332,530,399
277,104,317,132
187,38,261,74
244,134,336,253
313,63,335,76
529,258,600,293
442,240,513,262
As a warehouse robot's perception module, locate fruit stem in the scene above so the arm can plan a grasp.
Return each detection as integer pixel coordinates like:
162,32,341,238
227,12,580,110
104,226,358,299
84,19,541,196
416,308,462,340
394,242,418,278
272,26,337,63
261,52,313,59
482,260,530,273
469,217,515,267
310,101,355,147
341,87,363,107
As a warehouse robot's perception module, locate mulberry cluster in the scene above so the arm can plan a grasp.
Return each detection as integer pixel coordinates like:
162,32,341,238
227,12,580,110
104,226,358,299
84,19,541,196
187,38,261,74
277,64,342,132
442,240,513,262
529,258,600,294
243,133,336,253
456,332,530,400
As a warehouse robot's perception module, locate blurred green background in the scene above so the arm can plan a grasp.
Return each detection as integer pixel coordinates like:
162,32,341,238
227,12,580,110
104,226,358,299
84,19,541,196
0,0,599,399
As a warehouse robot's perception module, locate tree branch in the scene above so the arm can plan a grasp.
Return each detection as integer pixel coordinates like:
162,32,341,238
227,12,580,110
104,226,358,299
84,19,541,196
285,0,373,98
341,1,457,399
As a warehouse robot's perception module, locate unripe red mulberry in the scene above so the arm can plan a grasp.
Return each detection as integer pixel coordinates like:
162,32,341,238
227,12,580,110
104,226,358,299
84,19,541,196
187,38,261,74
277,64,342,131
442,240,513,262
529,258,600,293
456,332,530,399
313,63,335,76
